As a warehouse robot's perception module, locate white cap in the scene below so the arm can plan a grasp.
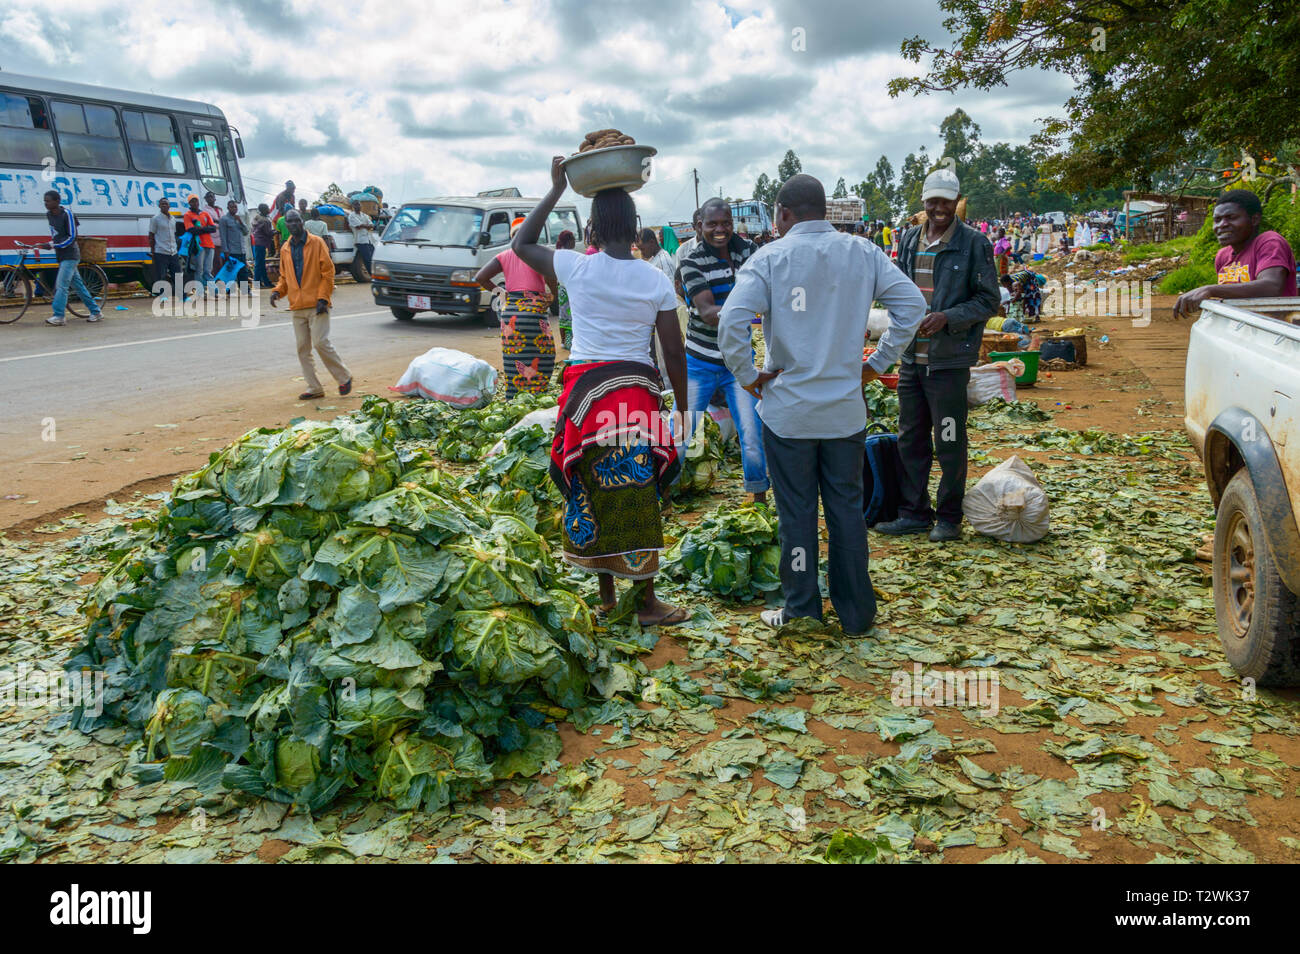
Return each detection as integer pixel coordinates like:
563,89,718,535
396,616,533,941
922,168,960,201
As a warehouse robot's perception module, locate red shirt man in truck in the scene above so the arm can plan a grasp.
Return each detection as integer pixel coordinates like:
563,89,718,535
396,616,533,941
1174,189,1297,318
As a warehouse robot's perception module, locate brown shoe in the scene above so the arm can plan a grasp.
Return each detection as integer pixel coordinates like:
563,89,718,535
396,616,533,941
339,378,352,396
298,390,325,400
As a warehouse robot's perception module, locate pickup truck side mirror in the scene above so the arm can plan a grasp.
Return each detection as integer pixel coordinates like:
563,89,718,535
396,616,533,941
478,232,492,247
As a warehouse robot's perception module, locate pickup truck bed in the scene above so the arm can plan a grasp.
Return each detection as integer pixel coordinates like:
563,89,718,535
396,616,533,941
1186,298,1300,683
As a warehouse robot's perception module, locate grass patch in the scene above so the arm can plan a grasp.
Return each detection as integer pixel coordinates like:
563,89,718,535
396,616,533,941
1158,262,1215,295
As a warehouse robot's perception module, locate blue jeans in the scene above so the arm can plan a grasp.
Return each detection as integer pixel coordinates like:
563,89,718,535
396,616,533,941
196,245,214,286
685,355,769,493
51,259,101,319
253,245,270,286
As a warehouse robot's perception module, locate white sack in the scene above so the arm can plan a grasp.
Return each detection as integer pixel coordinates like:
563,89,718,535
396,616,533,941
390,347,498,408
967,361,1019,406
866,307,892,340
962,455,1050,543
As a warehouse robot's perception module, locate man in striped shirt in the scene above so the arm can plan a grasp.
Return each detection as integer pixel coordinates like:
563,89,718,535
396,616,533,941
678,197,768,501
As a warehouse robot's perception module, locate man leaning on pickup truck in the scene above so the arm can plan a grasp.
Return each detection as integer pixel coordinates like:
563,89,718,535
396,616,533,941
1174,189,1298,318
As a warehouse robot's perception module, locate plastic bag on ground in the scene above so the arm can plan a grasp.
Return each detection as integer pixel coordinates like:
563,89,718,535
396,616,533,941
708,404,737,446
967,362,1019,406
488,405,560,456
962,455,1050,542
390,347,498,407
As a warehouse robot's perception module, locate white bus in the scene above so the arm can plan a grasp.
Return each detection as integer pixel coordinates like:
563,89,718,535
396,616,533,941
0,72,247,279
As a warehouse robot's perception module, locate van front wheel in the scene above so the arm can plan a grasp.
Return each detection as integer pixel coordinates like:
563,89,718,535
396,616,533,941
391,307,415,321
1214,469,1300,685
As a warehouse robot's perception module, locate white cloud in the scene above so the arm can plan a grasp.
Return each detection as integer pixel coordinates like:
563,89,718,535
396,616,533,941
4,0,1078,221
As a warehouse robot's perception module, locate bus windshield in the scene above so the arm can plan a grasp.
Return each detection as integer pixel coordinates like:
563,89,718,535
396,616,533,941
382,205,485,247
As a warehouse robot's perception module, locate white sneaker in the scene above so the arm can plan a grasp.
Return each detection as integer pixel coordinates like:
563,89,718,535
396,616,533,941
86,313,102,323
760,608,787,629
45,316,66,326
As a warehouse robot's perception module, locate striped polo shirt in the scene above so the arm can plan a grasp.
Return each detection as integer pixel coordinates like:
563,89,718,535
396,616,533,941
906,219,957,365
679,235,756,364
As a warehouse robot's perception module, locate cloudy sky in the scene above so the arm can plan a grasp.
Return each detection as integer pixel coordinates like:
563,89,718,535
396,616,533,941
1,0,1075,221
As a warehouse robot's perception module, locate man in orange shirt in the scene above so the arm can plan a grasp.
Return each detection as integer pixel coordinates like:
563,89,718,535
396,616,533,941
270,210,353,400
183,193,217,287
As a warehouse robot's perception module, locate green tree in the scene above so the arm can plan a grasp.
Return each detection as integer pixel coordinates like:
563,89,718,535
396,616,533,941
832,177,848,199
865,156,898,219
753,173,776,208
938,108,981,180
889,0,1300,191
896,148,932,216
850,180,883,221
777,150,803,184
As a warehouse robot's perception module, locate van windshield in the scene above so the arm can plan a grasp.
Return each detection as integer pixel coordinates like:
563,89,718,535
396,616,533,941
381,204,484,247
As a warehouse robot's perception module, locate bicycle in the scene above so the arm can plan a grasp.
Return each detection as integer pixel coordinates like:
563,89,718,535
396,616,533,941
0,241,109,324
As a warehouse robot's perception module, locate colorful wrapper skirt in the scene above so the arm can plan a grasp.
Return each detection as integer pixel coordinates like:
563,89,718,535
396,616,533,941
500,291,556,399
549,361,679,579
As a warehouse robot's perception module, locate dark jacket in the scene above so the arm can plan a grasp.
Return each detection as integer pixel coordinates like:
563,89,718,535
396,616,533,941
895,219,1000,370
47,207,80,263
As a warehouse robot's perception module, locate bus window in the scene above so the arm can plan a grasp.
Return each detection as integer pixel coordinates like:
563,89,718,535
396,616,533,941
0,92,55,166
122,109,186,175
52,100,128,170
192,132,227,196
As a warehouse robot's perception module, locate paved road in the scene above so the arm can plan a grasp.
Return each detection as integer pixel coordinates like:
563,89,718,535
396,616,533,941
1,284,499,423
0,284,502,525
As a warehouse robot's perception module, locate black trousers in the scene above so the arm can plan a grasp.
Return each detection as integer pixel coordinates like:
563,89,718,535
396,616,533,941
897,363,971,524
151,254,180,295
355,242,374,272
763,428,876,634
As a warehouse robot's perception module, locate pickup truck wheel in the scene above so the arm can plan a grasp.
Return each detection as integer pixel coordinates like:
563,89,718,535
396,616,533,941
349,257,370,283
390,307,415,321
1214,469,1300,685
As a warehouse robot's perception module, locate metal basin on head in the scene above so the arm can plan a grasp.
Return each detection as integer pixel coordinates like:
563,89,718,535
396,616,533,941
562,145,658,198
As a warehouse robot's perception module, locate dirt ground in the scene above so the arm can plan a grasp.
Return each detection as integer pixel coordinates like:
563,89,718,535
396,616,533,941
6,293,1297,865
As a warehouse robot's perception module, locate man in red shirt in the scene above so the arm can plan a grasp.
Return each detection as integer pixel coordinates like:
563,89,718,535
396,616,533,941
1175,189,1297,317
183,194,217,288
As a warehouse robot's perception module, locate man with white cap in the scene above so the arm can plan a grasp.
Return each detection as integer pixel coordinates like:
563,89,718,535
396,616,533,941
875,166,1000,543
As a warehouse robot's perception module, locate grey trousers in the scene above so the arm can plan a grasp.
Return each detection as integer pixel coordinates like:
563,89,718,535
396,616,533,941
763,428,876,634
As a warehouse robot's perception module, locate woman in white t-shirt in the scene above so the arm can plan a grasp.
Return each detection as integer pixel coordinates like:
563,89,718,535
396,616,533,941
512,157,689,627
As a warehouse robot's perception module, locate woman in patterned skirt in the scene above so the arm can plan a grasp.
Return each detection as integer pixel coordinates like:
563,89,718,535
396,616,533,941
474,218,557,399
512,157,691,627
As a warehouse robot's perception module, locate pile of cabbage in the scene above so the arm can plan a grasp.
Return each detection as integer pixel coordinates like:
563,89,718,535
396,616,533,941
68,402,648,812
664,503,781,601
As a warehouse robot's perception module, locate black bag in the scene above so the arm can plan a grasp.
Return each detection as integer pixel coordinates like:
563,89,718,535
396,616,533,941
863,425,903,527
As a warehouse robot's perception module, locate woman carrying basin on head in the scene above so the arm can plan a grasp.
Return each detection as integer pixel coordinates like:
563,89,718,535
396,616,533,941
511,157,690,627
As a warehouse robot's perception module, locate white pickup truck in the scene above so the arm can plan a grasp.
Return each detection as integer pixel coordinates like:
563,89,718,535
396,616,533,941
1186,297,1300,684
